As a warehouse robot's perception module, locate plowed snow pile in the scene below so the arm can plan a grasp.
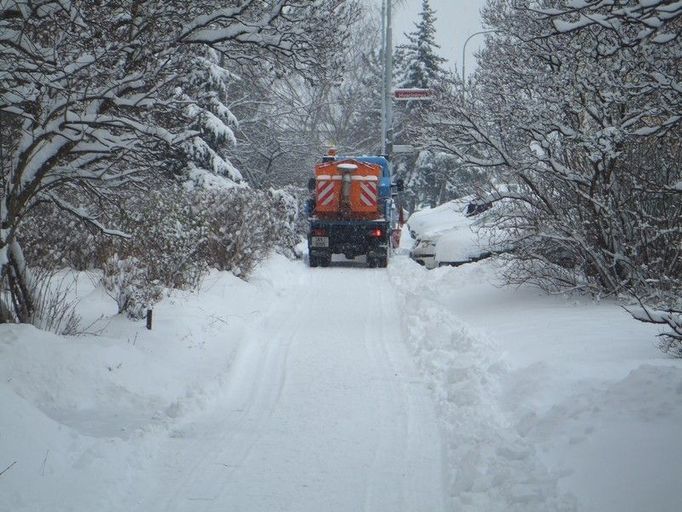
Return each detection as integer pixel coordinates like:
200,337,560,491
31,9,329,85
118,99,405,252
389,255,682,512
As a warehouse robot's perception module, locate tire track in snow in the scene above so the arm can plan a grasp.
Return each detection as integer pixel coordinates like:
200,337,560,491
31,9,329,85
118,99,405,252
151,275,309,512
361,269,408,511
364,269,447,512
203,281,309,508
143,261,445,512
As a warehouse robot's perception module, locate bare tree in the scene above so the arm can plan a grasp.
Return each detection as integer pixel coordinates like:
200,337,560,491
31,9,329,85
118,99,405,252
228,3,383,188
419,0,680,348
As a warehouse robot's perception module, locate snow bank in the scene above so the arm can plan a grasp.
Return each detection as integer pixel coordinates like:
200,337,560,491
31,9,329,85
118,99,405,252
389,258,576,511
390,256,682,511
0,259,290,512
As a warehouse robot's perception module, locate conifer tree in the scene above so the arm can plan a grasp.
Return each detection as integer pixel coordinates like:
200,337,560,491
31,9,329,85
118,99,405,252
393,0,453,211
394,0,447,90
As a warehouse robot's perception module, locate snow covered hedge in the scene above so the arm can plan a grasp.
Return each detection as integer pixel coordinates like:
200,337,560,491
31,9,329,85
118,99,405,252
19,183,305,319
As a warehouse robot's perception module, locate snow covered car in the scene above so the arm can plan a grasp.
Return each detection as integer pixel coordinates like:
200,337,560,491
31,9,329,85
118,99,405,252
407,197,499,268
409,237,437,269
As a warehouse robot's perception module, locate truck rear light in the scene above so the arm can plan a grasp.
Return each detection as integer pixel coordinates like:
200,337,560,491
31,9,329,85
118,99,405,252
370,228,383,238
312,228,327,237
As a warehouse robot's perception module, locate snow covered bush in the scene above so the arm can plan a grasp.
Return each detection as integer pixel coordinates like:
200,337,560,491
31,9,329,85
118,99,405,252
269,186,308,257
198,186,304,278
116,185,208,291
28,269,81,335
19,203,109,272
92,182,205,317
15,179,306,320
102,255,162,320
199,190,268,278
102,182,304,317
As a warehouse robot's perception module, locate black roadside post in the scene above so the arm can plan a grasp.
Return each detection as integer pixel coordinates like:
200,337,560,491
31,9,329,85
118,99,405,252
146,308,152,330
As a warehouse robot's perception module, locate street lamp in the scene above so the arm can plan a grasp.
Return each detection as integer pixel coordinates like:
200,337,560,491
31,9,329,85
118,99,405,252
461,29,500,87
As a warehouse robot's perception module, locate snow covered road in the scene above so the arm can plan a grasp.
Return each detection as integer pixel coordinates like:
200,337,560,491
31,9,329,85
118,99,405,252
139,263,446,512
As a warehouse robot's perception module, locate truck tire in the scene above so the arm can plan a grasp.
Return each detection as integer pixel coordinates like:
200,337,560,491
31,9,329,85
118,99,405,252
378,255,388,268
309,254,319,267
320,255,331,267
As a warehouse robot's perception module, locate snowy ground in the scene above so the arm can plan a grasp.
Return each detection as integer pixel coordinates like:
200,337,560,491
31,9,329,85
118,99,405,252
1,252,681,511
1,258,445,512
389,255,682,512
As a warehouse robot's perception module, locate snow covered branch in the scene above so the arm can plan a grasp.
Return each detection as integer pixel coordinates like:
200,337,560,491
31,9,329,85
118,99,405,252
626,302,682,357
179,0,361,83
528,0,682,46
409,0,681,313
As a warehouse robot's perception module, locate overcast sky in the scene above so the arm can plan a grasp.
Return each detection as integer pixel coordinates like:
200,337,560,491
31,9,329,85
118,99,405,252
376,0,490,78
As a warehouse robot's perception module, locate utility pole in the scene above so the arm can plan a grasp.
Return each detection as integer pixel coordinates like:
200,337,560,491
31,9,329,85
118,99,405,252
380,0,386,155
382,0,393,160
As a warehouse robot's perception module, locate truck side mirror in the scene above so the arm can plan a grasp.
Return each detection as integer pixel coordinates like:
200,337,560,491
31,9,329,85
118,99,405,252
395,178,404,192
307,177,316,192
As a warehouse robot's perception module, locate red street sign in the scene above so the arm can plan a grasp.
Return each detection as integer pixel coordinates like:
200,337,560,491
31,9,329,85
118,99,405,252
393,88,433,101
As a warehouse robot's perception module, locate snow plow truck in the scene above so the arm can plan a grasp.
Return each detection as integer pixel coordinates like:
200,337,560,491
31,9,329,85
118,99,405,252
306,149,403,268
